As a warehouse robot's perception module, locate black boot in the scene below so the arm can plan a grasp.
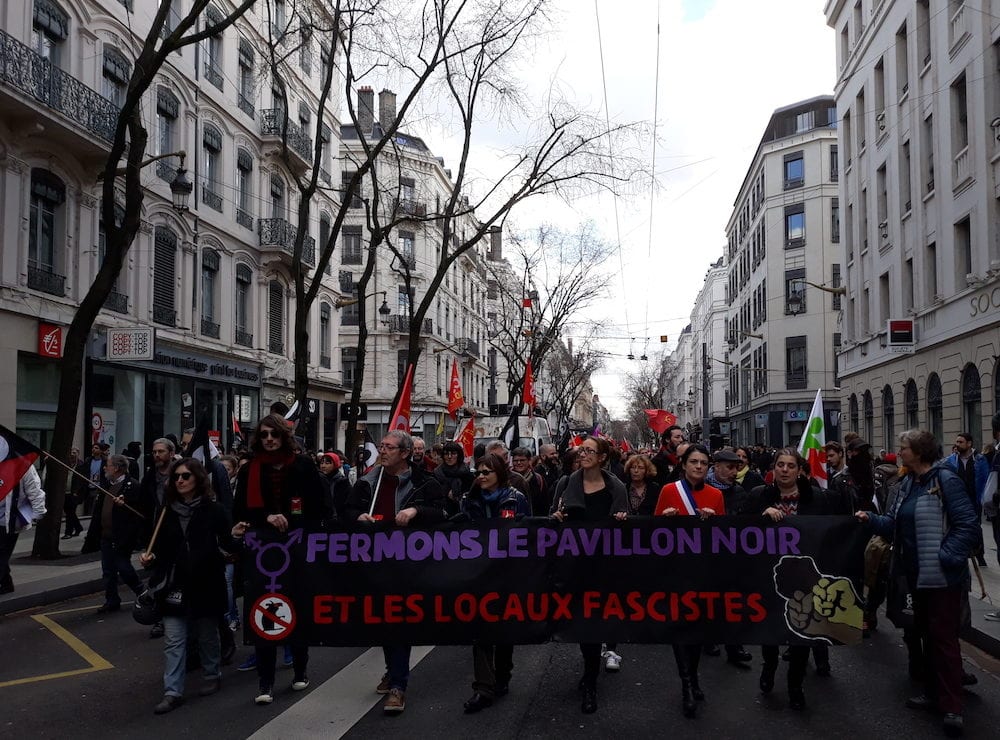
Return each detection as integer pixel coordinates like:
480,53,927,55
680,678,697,718
581,686,597,714
689,672,705,702
760,666,776,694
789,687,806,710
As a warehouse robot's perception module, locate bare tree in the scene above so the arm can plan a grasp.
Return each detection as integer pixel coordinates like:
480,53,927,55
33,1,256,559
621,352,672,447
543,335,604,429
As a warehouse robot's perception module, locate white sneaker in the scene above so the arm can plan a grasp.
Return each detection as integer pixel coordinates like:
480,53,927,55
291,676,310,691
254,687,274,705
604,651,622,672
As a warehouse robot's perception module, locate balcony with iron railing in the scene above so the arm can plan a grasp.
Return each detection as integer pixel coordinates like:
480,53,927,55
204,62,223,91
237,93,254,118
153,304,176,327
201,186,223,212
258,218,316,268
236,209,253,230
201,318,220,339
259,109,313,172
235,329,253,347
103,290,128,313
269,338,284,355
0,28,118,153
386,315,433,334
395,198,427,218
457,337,480,359
27,265,65,296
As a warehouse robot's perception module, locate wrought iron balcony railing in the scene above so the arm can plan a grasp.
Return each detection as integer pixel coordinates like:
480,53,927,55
0,28,118,143
27,265,65,296
103,290,128,313
204,63,223,91
259,109,313,164
201,187,223,212
237,93,254,118
268,338,284,355
153,304,176,327
200,319,220,338
236,208,253,230
235,329,253,347
457,337,480,359
258,218,316,267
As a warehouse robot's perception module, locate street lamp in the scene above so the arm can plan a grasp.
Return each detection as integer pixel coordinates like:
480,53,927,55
727,330,764,352
169,154,193,212
787,289,804,316
335,290,392,326
803,279,847,296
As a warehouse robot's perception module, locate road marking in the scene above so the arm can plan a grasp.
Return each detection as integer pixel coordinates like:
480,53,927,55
0,611,113,688
248,645,434,739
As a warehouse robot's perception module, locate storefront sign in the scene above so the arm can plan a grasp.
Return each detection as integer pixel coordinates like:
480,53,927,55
784,410,808,422
142,347,260,387
38,323,63,357
886,319,915,354
107,328,154,361
969,285,1000,317
243,518,867,647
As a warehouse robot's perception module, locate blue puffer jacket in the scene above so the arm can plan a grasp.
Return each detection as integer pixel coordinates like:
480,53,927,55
868,463,978,589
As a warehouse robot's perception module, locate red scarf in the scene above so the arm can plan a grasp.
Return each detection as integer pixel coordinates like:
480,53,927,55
777,491,799,517
246,450,296,508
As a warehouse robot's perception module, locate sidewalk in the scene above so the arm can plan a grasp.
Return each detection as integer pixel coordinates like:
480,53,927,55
4,518,1000,656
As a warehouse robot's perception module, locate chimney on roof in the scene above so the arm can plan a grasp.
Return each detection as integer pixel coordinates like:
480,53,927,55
488,225,502,261
378,89,396,130
357,86,374,135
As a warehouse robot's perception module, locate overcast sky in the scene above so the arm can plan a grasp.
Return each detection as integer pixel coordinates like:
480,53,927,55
417,0,837,418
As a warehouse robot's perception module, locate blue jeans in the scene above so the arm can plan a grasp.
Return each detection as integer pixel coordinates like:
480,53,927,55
383,645,411,691
99,540,141,606
224,563,238,622
163,615,221,697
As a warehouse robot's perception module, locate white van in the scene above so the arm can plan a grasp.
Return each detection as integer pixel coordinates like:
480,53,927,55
474,416,552,457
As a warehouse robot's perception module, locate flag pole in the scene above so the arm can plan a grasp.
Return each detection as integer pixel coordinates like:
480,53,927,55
40,450,146,519
143,507,168,559
367,467,385,517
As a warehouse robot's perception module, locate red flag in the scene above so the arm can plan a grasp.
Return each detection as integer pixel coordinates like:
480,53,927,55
620,438,632,453
523,360,536,412
643,409,677,435
0,424,42,503
571,434,584,448
455,414,477,459
447,360,465,419
389,364,414,432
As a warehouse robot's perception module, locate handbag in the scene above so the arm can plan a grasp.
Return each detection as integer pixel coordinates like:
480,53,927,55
132,589,162,626
884,549,915,628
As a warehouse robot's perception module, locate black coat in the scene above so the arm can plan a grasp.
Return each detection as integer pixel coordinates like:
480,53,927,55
233,454,331,529
625,480,660,516
81,477,143,554
747,478,835,516
147,499,237,618
433,463,474,516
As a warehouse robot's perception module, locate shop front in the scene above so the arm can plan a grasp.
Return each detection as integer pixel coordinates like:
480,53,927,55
87,334,262,454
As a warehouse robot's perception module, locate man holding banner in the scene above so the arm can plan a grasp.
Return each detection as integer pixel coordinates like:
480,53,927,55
345,430,447,715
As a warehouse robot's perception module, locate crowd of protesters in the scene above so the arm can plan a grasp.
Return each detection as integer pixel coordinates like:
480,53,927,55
37,408,1000,739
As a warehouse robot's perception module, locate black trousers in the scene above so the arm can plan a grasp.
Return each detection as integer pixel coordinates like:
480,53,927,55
580,643,602,688
762,645,808,690
257,643,308,688
672,644,701,680
0,527,19,590
64,493,82,535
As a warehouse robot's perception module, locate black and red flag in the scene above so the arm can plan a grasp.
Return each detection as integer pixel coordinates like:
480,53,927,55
0,424,42,503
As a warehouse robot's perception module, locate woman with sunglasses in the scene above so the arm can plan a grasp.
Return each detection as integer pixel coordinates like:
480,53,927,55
232,414,331,706
655,443,725,719
140,458,240,715
433,441,474,517
551,436,628,714
459,453,530,714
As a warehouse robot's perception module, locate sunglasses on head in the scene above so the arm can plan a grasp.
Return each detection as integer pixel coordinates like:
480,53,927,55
172,471,193,481
258,429,281,439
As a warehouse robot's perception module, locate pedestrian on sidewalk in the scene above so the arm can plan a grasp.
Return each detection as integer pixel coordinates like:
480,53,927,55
62,447,83,539
0,465,47,594
90,455,144,614
141,458,241,715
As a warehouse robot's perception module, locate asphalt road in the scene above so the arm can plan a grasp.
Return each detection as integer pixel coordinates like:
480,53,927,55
2,592,999,739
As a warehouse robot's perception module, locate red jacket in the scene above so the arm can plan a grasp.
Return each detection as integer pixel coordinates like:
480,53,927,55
654,480,726,516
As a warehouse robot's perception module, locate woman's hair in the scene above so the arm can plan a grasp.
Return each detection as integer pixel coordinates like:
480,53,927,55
772,447,806,471
165,457,211,503
623,454,656,480
474,452,509,488
680,443,711,467
584,436,612,466
442,441,464,457
899,428,940,464
251,414,295,454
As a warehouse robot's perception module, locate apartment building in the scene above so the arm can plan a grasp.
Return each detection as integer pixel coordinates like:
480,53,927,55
825,0,1000,449
1,0,346,451
724,96,843,447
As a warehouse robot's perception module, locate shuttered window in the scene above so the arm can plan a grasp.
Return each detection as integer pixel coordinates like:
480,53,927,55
268,280,284,354
153,227,177,326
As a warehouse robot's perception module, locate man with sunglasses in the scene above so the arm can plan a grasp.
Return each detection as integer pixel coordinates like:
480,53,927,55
346,430,447,715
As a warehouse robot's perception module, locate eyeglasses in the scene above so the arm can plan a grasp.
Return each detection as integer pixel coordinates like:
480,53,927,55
443,450,459,455
474,469,494,477
172,472,193,481
577,448,599,456
258,430,281,439
378,443,401,451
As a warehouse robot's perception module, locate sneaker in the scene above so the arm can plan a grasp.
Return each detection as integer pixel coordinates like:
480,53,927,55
376,673,391,694
292,676,310,691
604,650,622,672
984,610,1000,622
943,713,964,737
254,686,274,705
383,687,406,714
282,646,294,668
238,654,258,672
228,618,240,633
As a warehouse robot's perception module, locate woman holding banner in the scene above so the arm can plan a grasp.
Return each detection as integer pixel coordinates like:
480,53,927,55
654,444,724,719
750,447,830,711
459,453,530,714
551,436,628,714
232,414,330,706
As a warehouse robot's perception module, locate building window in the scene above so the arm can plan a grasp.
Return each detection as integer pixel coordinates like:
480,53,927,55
955,218,972,289
97,199,126,303
904,379,919,428
28,168,65,277
201,124,223,212
397,285,413,316
923,114,935,193
830,145,838,182
270,175,285,219
831,264,842,311
882,385,895,450
925,241,938,302
238,38,255,116
299,27,312,74
831,198,840,243
927,373,943,440
794,111,814,133
951,72,969,160
153,226,177,326
400,231,415,268
319,125,332,183
273,0,287,38
397,350,409,385
236,149,253,228
917,0,931,68
320,213,332,275
235,264,252,346
901,140,912,213
784,269,806,315
849,393,859,432
785,336,807,390
863,390,874,443
896,21,909,99
200,248,219,338
783,152,804,189
784,204,805,247
341,299,359,326
342,347,357,384
268,280,284,354
342,226,362,265
204,5,224,90
32,0,68,66
961,363,982,439
319,303,331,368
155,88,179,181
102,46,131,106
341,171,362,208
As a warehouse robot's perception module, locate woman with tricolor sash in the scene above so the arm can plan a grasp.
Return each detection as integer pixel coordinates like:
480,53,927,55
654,444,724,719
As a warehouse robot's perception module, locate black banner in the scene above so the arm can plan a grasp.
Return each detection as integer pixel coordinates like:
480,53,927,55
242,516,868,647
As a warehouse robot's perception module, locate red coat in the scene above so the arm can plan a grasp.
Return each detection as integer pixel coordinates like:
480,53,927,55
654,480,726,516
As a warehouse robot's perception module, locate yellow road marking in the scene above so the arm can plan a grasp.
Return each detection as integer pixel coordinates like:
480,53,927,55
0,612,113,688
